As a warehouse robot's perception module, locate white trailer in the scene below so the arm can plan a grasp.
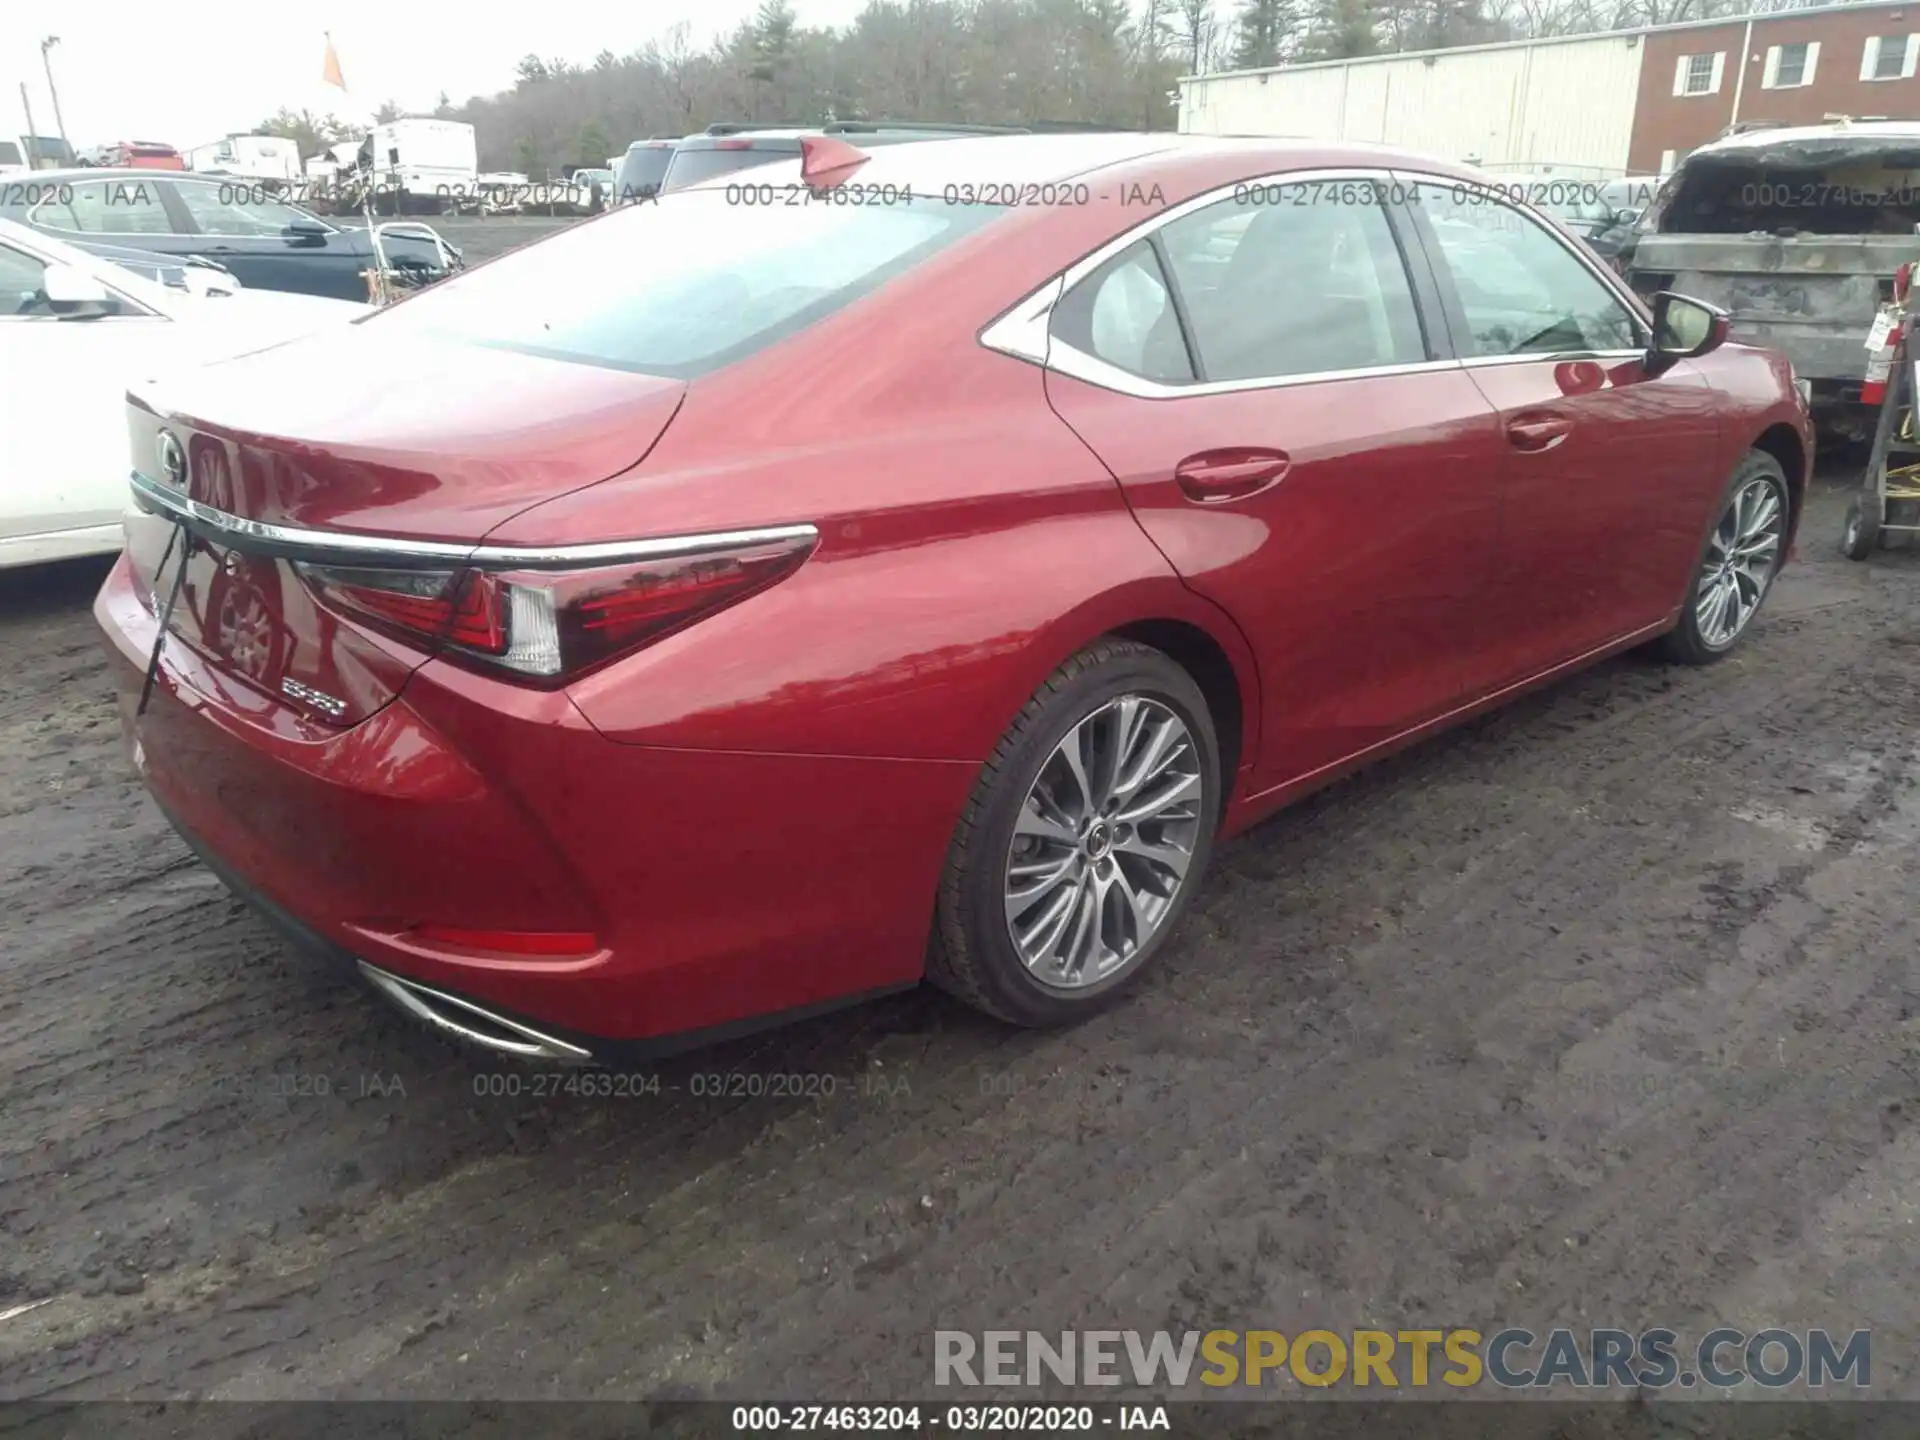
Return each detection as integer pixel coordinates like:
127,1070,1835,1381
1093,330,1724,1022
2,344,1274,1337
186,134,302,183
356,119,478,213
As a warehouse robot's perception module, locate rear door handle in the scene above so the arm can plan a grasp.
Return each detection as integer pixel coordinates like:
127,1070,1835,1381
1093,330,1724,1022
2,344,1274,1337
1174,448,1291,503
1506,414,1574,452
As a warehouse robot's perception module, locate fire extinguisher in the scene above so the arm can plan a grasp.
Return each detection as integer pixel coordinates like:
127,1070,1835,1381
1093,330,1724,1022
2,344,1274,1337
1866,262,1917,405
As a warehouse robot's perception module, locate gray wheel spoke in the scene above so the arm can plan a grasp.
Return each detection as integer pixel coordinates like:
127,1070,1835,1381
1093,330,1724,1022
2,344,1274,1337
1004,693,1205,989
1693,477,1783,649
1057,720,1099,817
1014,801,1077,846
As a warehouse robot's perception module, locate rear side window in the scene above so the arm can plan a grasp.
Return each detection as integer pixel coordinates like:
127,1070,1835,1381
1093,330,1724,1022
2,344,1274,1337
1157,188,1426,381
661,145,795,192
374,190,1003,379
616,146,674,202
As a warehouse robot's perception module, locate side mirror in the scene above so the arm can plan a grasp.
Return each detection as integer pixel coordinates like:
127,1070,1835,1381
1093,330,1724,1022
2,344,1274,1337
1646,290,1730,375
42,262,116,317
284,217,329,245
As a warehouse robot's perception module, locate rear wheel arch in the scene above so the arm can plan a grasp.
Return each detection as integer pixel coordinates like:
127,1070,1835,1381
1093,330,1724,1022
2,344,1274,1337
1110,618,1247,795
1003,589,1260,807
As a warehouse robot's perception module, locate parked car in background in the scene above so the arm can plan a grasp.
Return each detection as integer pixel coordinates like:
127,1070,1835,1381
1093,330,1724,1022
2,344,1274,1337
658,121,1029,192
93,141,188,171
1482,172,1642,266
0,170,460,303
72,239,243,295
614,139,678,203
570,168,616,208
1,133,76,175
1627,120,1920,437
0,219,363,569
98,133,1809,1062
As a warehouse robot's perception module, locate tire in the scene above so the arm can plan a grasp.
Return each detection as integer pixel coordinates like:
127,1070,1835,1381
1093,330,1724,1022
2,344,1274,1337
1658,450,1791,666
927,638,1221,1027
1842,493,1882,561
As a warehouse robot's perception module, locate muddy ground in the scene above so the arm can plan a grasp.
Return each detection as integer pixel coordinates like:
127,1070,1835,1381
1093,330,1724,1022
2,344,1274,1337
3,472,1920,1408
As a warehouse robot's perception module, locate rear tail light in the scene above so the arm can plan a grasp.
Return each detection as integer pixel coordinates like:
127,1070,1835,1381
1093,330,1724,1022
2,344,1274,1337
298,533,813,684
1898,263,1913,305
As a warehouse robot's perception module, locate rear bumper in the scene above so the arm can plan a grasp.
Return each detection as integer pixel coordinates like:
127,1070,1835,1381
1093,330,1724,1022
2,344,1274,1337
95,554,971,1053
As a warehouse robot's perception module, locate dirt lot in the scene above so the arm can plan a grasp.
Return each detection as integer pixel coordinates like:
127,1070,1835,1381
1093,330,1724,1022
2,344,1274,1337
3,471,1920,1407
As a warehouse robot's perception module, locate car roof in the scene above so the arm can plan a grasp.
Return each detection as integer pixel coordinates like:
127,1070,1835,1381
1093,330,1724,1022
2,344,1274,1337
4,167,219,185
671,131,1485,193
1692,119,1920,158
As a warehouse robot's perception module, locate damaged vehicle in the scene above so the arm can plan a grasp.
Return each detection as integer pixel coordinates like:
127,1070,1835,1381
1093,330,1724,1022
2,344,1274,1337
1628,120,1920,437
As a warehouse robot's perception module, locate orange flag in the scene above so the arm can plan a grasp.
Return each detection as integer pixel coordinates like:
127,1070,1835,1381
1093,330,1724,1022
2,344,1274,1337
322,33,346,90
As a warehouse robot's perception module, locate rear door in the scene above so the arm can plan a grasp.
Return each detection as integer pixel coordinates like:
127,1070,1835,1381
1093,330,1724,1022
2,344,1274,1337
1039,175,1506,789
1398,175,1723,685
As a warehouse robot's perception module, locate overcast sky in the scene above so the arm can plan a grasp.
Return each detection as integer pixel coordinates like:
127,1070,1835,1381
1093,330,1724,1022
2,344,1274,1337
4,0,876,152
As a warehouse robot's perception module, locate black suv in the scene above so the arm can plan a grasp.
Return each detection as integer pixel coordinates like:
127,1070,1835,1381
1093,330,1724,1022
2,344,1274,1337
658,122,1028,193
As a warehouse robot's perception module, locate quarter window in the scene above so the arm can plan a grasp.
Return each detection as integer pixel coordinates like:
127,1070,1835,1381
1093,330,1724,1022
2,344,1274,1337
1415,183,1640,358
1048,241,1194,384
32,179,176,236
1156,186,1426,381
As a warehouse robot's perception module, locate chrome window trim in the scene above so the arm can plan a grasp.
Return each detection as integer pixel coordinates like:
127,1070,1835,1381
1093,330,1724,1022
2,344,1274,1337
980,166,1449,399
1391,167,1654,354
128,469,818,571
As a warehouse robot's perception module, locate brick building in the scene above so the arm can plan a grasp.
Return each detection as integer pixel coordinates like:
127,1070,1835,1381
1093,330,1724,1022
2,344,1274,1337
1630,3,1920,172
1180,0,1920,179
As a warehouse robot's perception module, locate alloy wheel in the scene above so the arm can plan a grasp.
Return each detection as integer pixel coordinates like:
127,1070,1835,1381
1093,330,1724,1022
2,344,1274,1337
1002,696,1205,990
1695,476,1784,649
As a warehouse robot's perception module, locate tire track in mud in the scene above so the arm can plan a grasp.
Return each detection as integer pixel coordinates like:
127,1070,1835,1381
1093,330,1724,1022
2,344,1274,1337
5,482,1920,1400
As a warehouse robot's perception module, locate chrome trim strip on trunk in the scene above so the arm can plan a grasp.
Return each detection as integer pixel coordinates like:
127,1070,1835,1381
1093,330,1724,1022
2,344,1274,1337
128,469,819,571
358,961,594,1063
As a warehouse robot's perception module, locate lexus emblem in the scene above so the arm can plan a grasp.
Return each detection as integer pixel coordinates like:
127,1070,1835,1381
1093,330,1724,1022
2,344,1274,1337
156,430,187,489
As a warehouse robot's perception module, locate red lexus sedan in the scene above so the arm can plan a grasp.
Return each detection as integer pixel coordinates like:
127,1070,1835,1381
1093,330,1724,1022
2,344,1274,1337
97,133,1812,1062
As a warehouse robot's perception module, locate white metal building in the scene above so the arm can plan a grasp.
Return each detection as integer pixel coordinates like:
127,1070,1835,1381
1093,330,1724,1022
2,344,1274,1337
1178,31,1652,176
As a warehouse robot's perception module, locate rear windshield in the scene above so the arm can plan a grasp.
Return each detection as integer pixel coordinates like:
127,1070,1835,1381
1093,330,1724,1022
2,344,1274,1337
1659,148,1920,235
0,142,21,166
661,145,797,192
616,146,673,200
372,189,1003,379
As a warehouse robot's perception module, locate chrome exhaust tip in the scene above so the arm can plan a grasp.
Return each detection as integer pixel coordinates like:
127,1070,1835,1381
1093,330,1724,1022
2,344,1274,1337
358,961,594,1065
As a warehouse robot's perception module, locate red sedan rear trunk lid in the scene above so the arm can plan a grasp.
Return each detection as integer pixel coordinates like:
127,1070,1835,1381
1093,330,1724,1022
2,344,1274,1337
124,328,686,725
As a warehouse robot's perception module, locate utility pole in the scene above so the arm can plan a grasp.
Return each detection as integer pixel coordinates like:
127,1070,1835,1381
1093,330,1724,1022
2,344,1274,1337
19,84,42,168
40,36,71,163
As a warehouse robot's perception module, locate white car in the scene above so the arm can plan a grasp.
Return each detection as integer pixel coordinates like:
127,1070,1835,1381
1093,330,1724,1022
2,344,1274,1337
0,219,367,569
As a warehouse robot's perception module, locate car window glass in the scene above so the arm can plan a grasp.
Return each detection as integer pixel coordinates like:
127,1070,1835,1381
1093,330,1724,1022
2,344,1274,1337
32,179,177,235
1416,183,1640,357
0,243,49,316
173,183,318,237
1156,186,1426,381
1049,241,1194,384
374,191,1000,379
